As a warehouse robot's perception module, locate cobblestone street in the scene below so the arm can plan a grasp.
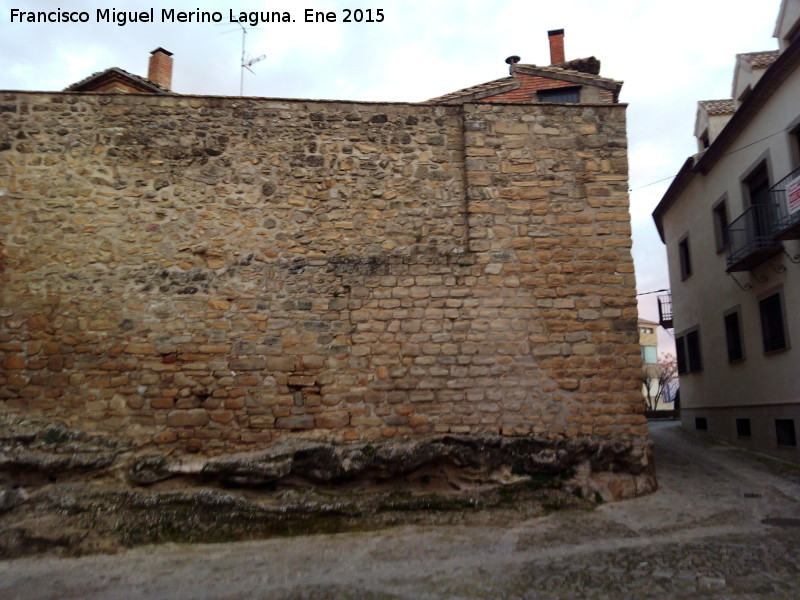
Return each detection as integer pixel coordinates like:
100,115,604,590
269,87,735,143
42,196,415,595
2,421,799,599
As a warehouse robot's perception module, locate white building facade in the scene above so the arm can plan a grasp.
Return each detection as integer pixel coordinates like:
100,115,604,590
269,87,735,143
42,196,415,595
653,0,800,461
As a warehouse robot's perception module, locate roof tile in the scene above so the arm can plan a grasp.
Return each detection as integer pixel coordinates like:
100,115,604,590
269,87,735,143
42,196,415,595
425,58,621,104
425,76,518,104
699,99,736,115
738,50,780,69
64,67,170,93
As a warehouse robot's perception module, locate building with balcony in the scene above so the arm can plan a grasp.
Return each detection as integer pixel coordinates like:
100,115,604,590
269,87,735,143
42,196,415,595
652,0,800,461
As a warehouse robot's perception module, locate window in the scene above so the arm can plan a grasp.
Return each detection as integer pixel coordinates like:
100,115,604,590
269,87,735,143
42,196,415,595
745,163,774,242
746,163,770,207
537,87,580,103
736,418,751,438
695,417,708,431
678,236,692,279
639,327,654,334
642,346,658,364
759,292,788,353
675,327,702,374
775,419,797,447
686,330,702,372
676,335,687,374
724,309,744,362
712,199,729,252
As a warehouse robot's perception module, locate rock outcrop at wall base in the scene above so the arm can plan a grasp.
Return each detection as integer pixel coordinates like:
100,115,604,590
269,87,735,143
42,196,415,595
128,434,654,494
0,416,655,558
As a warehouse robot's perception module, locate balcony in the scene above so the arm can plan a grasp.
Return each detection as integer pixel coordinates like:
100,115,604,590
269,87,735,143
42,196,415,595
723,203,783,272
657,293,673,329
770,165,800,241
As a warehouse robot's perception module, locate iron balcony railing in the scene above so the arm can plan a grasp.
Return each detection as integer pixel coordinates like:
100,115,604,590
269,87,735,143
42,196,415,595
770,164,800,241
723,203,783,272
657,292,673,329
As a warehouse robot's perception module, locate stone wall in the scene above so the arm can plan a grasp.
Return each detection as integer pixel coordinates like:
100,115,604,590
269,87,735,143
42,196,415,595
0,92,646,476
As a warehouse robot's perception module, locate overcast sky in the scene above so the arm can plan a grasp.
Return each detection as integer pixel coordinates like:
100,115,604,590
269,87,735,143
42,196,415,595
0,0,785,351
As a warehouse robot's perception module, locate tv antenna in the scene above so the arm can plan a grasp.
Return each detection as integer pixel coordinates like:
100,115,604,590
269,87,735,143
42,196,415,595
237,24,265,96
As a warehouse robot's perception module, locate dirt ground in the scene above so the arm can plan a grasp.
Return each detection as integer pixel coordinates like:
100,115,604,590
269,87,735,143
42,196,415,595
1,421,799,600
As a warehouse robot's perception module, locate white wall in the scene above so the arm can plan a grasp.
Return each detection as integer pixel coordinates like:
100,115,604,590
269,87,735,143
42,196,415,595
662,60,800,413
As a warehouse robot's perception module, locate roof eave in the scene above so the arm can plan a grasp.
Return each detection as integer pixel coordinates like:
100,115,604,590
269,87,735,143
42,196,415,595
653,36,800,241
429,81,521,105
512,63,623,92
699,41,799,173
652,156,697,242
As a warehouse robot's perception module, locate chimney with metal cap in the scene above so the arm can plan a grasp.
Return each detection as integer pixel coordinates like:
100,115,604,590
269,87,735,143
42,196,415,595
505,55,521,74
548,29,565,64
148,47,173,90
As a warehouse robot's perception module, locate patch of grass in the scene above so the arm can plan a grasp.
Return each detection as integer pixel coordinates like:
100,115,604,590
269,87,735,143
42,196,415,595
41,427,70,446
378,492,480,512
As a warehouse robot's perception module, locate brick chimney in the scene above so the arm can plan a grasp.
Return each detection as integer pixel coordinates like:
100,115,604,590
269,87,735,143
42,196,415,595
148,47,173,90
548,29,565,64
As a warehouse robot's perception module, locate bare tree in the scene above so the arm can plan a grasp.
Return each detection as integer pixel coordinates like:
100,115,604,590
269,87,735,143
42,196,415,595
642,363,661,411
656,353,678,409
642,353,679,411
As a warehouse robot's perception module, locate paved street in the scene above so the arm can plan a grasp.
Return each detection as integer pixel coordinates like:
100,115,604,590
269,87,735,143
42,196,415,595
1,421,799,599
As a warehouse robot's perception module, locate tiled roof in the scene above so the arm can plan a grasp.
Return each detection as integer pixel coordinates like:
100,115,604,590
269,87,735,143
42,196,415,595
738,50,780,69
699,99,736,115
425,76,518,104
512,63,621,87
425,59,622,105
64,67,170,93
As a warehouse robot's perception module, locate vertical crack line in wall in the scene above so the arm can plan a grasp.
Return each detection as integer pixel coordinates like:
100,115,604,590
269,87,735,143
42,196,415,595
458,105,472,251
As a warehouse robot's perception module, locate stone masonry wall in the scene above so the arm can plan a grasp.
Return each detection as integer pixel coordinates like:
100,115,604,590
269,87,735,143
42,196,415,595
0,92,645,463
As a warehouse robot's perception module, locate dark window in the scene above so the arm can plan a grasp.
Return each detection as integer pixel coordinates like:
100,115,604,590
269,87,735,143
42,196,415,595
792,126,800,169
736,418,751,438
676,329,702,374
686,329,702,372
713,200,729,252
775,419,797,447
747,164,770,206
724,310,744,362
537,87,580,103
679,237,692,279
759,292,788,353
695,417,708,431
746,164,773,241
676,335,687,374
